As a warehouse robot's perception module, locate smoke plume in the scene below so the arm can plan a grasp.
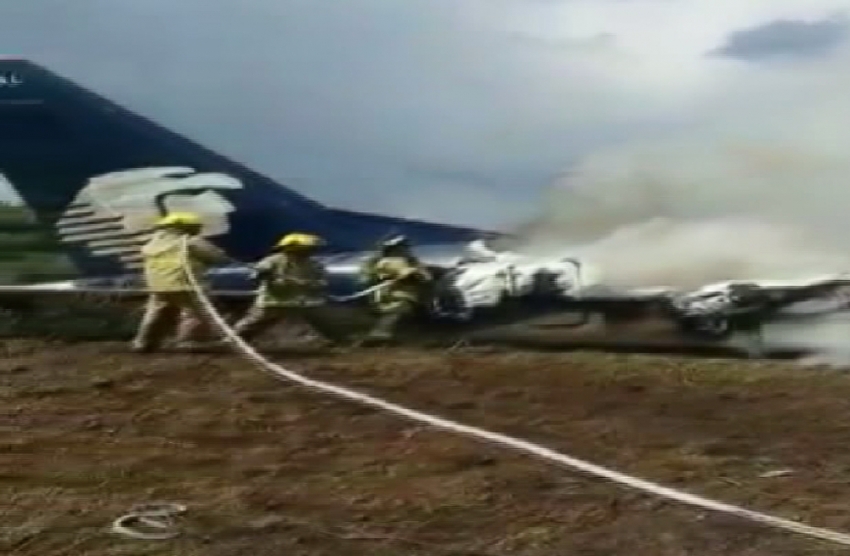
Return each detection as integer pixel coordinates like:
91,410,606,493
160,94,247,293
515,141,850,289
511,48,850,361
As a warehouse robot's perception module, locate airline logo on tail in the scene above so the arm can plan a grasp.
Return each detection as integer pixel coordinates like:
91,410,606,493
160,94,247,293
55,167,244,269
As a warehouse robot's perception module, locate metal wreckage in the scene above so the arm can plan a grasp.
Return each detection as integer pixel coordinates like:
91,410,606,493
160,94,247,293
3,238,850,358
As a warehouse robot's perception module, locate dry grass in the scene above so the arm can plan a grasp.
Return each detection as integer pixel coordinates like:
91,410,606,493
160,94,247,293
3,340,850,555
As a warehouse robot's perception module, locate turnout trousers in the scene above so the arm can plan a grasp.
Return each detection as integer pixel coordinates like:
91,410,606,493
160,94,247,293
233,303,328,342
363,297,418,343
131,292,212,352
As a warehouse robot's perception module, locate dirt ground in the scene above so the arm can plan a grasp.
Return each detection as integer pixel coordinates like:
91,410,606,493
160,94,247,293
5,340,850,555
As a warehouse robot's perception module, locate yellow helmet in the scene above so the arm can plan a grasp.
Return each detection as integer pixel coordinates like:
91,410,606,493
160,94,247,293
156,212,202,227
276,233,324,249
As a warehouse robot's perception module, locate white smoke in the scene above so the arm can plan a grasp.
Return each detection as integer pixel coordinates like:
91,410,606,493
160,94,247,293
517,142,850,289
512,45,850,362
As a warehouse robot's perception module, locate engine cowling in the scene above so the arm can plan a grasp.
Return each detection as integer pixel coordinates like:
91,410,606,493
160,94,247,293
669,282,773,339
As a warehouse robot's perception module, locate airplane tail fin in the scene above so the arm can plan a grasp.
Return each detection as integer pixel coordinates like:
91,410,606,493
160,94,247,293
0,59,497,282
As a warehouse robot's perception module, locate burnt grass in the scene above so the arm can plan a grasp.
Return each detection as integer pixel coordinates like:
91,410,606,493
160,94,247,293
4,339,850,554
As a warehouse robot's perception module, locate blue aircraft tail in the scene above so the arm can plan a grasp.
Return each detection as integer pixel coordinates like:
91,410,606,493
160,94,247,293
0,59,497,279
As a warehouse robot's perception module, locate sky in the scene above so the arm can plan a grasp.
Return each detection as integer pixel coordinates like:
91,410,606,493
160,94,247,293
2,0,850,229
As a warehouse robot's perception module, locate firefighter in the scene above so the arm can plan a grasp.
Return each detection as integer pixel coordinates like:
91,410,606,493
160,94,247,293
232,232,330,343
358,235,433,344
358,235,410,284
131,211,233,353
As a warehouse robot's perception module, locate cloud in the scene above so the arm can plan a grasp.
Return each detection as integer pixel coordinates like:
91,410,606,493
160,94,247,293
710,14,850,61
3,0,850,233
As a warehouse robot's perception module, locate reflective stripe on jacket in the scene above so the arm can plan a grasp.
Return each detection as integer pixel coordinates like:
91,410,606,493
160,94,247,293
255,252,328,307
370,255,432,307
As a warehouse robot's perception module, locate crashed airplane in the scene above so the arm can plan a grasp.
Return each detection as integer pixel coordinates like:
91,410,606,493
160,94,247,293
1,58,850,354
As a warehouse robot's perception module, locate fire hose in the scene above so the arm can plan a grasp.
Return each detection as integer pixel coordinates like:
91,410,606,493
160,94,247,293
175,239,850,549
111,503,187,540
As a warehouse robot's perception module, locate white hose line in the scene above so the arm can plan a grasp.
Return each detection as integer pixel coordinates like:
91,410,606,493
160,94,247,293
182,240,850,548
328,281,389,302
111,503,186,541
226,263,389,303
